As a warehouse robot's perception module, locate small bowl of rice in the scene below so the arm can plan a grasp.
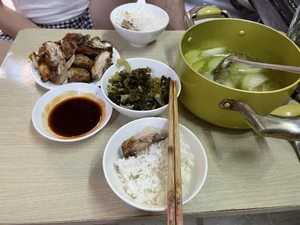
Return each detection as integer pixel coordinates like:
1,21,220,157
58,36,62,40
103,117,208,212
110,2,169,47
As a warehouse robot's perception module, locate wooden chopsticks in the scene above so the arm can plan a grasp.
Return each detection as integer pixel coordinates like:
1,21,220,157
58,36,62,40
167,80,183,225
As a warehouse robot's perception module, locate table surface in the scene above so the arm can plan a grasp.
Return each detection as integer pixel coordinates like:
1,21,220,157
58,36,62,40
1,29,300,225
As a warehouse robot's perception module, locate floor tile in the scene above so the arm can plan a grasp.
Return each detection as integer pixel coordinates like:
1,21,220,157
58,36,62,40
268,210,300,225
203,214,271,225
111,210,300,225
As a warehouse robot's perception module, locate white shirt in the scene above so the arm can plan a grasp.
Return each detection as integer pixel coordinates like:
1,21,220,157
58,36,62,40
11,0,90,24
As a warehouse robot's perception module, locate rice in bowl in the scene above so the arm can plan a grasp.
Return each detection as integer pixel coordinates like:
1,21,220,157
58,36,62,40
114,5,168,31
114,134,194,206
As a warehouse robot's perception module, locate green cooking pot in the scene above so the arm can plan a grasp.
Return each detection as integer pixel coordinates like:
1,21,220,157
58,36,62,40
175,8,300,134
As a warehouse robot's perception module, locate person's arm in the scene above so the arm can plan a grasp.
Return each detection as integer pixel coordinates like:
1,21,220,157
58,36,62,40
0,1,39,38
146,0,186,30
90,0,136,30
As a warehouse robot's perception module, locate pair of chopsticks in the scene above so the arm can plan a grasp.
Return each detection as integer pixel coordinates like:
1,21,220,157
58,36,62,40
167,80,183,225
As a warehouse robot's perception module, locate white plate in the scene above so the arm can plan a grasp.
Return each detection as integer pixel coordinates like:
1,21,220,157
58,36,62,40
32,83,113,142
30,47,121,90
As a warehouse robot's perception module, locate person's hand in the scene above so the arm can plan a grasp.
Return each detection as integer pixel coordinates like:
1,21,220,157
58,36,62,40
0,1,38,38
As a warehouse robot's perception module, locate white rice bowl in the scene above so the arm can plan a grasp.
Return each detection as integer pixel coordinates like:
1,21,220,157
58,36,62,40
110,3,169,47
114,5,168,31
103,117,208,212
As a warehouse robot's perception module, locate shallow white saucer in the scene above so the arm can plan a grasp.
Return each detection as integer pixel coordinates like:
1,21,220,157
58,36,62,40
32,83,112,142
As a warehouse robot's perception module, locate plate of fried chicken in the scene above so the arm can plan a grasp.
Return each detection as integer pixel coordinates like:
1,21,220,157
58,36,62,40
28,33,120,90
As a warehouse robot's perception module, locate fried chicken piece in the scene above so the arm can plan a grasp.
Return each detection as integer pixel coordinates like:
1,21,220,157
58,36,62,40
72,54,94,70
38,62,52,82
68,67,91,83
76,46,100,58
43,42,65,73
121,126,168,158
88,36,109,49
28,52,39,69
76,37,112,58
40,42,75,84
121,19,138,31
91,50,113,81
58,33,90,60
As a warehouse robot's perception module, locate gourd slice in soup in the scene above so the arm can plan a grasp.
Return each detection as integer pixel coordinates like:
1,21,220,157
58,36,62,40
201,56,226,73
184,49,202,64
255,79,283,91
230,62,263,74
219,76,240,89
202,71,214,81
220,79,236,88
201,47,227,57
240,73,269,91
184,47,227,65
191,58,207,71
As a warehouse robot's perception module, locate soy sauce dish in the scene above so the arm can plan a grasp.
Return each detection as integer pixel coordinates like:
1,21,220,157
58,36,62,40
32,83,113,142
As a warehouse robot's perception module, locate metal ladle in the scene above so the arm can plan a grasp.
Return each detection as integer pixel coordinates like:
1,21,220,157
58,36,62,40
212,55,300,75
219,99,300,162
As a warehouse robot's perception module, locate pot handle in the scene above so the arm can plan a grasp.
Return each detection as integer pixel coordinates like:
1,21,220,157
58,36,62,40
219,99,300,141
291,84,300,103
184,5,232,28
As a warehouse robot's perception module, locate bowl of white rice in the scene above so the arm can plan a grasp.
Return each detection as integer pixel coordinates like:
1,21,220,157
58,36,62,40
110,3,169,47
103,117,208,212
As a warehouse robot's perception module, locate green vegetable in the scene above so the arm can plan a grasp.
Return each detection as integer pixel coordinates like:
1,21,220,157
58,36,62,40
229,62,263,74
220,77,239,89
107,67,171,110
184,47,285,92
201,47,227,57
240,73,269,91
254,79,282,91
202,56,227,73
191,58,207,71
184,50,202,64
117,58,132,73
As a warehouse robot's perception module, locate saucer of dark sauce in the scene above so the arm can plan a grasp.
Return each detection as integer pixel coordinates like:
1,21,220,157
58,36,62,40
48,97,102,138
32,83,113,142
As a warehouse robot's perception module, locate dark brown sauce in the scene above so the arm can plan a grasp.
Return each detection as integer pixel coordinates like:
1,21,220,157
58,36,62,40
48,97,102,137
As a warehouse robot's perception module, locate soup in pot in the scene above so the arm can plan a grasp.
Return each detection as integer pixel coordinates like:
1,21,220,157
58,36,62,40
184,47,285,92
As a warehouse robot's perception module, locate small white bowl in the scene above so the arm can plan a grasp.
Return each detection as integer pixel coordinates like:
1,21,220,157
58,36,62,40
110,3,169,47
100,58,181,118
32,83,112,142
103,117,208,212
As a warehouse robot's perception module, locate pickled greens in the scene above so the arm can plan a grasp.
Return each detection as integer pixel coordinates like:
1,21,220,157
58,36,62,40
107,67,171,110
184,47,285,91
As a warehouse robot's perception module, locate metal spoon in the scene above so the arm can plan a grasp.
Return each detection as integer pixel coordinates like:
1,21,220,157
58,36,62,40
212,54,300,75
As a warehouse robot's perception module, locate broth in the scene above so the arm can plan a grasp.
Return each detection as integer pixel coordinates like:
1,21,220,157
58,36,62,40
184,47,285,91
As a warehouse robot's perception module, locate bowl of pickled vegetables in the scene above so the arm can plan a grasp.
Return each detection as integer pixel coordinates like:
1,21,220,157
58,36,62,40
100,58,181,118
